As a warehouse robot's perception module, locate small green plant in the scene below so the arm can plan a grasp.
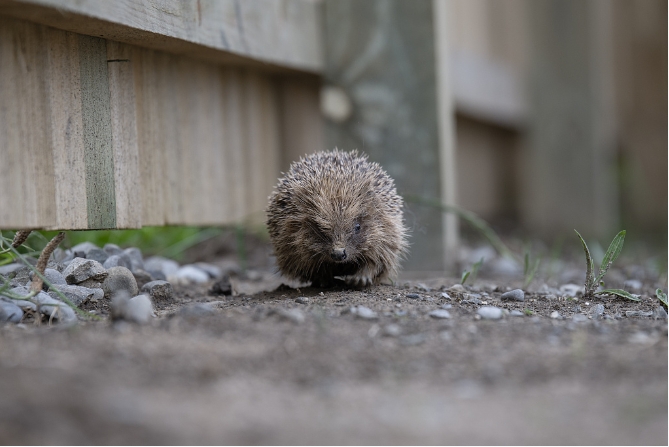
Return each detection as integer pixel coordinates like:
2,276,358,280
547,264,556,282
656,289,667,308
523,251,541,288
523,308,533,316
461,257,484,285
574,229,639,301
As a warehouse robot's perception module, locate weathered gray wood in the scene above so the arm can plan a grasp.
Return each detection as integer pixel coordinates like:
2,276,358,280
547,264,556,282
78,34,116,229
0,0,323,73
323,0,455,272
107,41,142,229
276,75,324,172
0,18,56,229
45,27,89,230
521,0,618,237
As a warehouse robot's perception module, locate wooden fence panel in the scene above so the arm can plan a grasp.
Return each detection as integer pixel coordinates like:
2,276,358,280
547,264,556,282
0,16,294,230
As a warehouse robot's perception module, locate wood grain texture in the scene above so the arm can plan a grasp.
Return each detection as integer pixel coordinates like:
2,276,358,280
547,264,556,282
0,15,317,231
78,34,116,229
0,0,324,73
44,27,88,230
133,47,168,226
0,18,56,229
276,75,323,172
221,69,248,222
107,41,141,228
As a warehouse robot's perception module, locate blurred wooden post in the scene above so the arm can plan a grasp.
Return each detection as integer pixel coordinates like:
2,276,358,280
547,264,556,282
522,0,618,238
322,0,458,273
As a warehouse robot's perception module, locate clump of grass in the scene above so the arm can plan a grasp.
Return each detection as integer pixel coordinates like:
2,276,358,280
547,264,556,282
461,257,483,285
523,308,533,316
574,229,638,301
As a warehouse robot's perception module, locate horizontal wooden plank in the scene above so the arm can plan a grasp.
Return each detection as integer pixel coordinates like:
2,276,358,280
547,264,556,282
0,0,324,73
451,49,527,128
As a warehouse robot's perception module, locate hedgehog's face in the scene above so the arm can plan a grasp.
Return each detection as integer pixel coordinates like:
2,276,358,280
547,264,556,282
300,193,372,265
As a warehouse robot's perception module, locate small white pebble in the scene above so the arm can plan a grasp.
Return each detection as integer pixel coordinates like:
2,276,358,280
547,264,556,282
585,302,590,306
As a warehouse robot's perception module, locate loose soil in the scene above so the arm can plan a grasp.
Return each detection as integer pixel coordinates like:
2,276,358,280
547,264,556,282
0,236,666,445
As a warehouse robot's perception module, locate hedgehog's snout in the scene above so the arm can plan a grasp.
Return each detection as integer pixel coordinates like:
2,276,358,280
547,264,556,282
331,247,347,261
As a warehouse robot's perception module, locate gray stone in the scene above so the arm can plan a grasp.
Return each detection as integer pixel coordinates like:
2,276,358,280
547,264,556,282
123,247,145,272
625,310,653,318
192,262,222,279
449,284,466,293
441,303,452,309
550,310,562,319
351,305,378,320
429,309,451,319
275,308,305,324
70,242,100,257
111,291,153,324
126,294,154,324
171,265,210,284
440,292,451,300
405,293,422,300
43,268,67,289
77,278,103,289
0,263,25,276
63,258,108,284
178,302,215,318
559,284,583,298
103,243,124,256
0,300,23,323
85,248,109,264
132,270,153,290
141,280,174,302
477,306,503,320
461,297,481,305
49,284,98,306
509,310,525,317
653,306,668,320
572,313,589,323
590,303,605,319
146,270,167,281
501,289,525,302
295,297,309,304
382,323,402,337
102,267,139,299
102,254,133,270
7,287,37,311
33,291,77,325
144,256,180,278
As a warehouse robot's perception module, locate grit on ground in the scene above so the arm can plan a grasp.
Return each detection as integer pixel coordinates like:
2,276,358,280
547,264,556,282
0,236,666,445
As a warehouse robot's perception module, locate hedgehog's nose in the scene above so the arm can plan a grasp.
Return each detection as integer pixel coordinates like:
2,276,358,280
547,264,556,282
331,247,347,261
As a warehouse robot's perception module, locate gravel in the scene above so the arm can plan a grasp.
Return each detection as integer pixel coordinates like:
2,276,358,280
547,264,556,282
63,258,108,284
501,289,525,302
103,267,139,299
350,306,378,320
141,280,174,302
49,284,100,306
0,299,23,323
428,309,451,319
477,306,503,320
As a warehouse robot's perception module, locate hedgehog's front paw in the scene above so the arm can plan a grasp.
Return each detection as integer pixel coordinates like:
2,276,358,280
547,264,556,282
345,276,373,288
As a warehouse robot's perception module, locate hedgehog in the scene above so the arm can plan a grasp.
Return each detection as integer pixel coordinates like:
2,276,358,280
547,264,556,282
266,149,408,287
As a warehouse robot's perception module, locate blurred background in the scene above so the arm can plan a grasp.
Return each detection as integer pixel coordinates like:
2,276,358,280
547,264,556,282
0,0,666,276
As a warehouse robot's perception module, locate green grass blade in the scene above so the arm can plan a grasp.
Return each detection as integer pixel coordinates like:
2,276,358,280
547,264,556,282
574,230,595,294
460,271,470,285
656,289,667,308
595,288,640,301
403,195,518,261
596,230,625,283
524,258,540,289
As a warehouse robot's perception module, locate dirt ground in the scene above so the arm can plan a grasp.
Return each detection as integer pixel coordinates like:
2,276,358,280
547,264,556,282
0,235,667,445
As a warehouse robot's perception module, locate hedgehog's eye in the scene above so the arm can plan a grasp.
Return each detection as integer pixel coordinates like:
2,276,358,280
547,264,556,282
353,223,361,234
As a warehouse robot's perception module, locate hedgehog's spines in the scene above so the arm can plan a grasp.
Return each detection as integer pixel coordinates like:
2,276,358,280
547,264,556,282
267,150,408,287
